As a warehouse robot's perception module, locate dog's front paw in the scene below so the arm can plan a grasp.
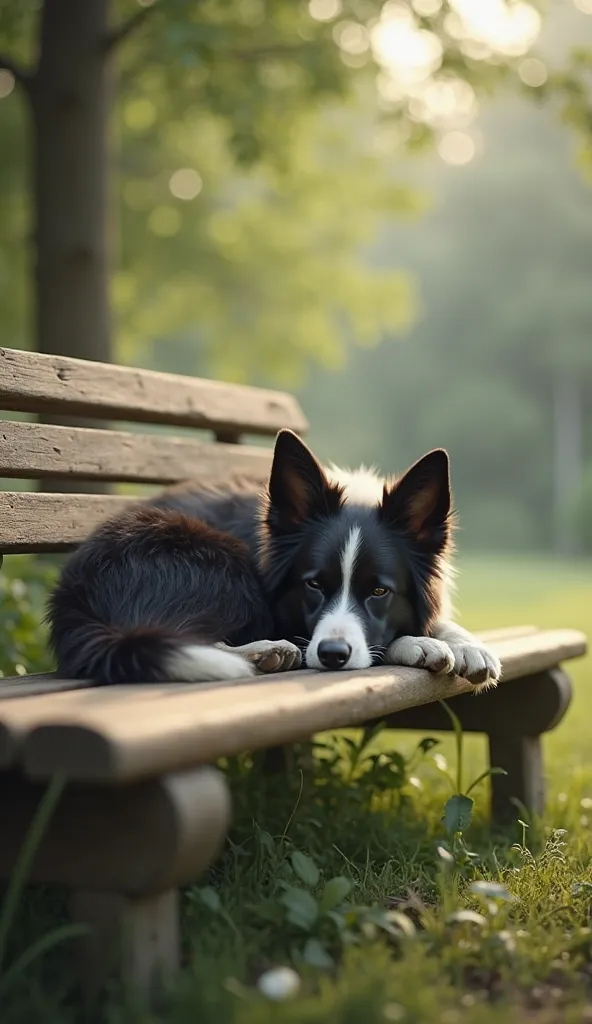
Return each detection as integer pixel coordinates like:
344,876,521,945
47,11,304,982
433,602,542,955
232,639,302,674
387,636,455,675
448,643,501,691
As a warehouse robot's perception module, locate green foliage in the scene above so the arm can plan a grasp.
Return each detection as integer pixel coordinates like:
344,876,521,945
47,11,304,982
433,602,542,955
0,0,550,383
0,557,56,678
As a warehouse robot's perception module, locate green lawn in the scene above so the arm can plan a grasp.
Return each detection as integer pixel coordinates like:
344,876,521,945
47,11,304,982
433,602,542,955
3,554,592,1024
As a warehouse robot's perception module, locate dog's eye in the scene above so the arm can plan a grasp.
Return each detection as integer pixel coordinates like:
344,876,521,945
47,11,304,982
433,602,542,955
306,578,322,591
372,586,389,598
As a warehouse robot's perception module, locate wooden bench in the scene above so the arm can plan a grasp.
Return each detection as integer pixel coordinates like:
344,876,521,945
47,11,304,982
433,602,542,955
0,346,587,999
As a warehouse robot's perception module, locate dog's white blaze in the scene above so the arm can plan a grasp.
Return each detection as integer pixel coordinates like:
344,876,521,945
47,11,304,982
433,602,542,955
339,524,361,609
305,525,372,671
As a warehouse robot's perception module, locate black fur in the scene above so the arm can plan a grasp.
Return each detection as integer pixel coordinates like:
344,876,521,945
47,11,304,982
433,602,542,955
48,431,452,684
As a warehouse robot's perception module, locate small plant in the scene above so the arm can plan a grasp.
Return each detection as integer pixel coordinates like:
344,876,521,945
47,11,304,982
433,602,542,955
193,847,415,972
436,700,507,841
314,722,439,805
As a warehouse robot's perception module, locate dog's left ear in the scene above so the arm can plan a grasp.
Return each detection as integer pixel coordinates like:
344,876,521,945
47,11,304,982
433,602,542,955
267,430,342,532
380,449,451,545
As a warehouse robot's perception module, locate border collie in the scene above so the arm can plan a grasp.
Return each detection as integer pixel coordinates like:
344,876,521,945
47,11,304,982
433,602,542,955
48,430,500,690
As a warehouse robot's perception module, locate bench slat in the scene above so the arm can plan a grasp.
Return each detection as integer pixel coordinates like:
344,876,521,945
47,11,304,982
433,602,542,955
0,421,272,484
0,348,308,436
0,628,538,699
0,492,137,552
0,629,584,783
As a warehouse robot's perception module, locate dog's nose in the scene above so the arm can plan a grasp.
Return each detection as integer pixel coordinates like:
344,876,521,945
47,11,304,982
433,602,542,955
317,638,352,670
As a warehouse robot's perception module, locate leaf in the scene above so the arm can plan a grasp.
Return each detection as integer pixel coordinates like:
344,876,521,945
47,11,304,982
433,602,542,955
257,829,276,856
466,766,508,796
443,794,474,835
446,910,487,927
249,899,284,924
291,851,320,887
303,937,334,969
199,887,222,913
417,737,440,754
280,887,319,930
320,876,353,912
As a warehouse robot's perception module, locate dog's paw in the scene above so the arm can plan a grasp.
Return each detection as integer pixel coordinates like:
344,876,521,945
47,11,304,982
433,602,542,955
232,639,302,674
447,643,501,691
387,636,455,675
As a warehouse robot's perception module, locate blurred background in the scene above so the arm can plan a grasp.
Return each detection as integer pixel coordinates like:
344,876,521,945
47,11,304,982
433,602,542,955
1,0,592,559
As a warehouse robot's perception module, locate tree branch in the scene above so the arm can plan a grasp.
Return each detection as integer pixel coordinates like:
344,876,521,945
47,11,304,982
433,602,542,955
104,5,155,53
0,53,33,92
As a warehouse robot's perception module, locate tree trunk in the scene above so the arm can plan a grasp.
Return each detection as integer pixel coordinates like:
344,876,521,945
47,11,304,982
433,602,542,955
32,0,112,493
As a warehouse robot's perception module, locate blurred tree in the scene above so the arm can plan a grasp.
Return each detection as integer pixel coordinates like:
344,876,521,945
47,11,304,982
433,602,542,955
0,0,534,376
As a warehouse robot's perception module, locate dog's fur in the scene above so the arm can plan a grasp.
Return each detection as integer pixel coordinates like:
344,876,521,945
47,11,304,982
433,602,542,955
48,430,500,689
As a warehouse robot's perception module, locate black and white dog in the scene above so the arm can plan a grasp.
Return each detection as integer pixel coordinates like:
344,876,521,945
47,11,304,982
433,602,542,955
48,430,500,689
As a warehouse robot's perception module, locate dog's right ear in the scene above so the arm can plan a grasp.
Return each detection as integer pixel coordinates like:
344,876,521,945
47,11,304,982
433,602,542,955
267,430,342,532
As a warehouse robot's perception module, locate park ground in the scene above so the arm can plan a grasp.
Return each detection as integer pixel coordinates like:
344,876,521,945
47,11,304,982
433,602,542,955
3,554,592,1023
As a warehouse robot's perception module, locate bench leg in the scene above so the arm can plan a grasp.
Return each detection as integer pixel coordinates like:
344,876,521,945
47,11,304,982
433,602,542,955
375,669,572,824
71,889,180,999
488,734,545,823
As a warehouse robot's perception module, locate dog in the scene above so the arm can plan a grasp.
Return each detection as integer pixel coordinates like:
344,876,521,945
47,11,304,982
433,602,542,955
48,430,500,690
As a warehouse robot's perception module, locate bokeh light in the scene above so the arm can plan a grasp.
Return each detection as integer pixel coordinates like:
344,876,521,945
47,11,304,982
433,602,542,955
518,57,548,87
371,5,443,85
169,168,203,200
412,0,442,15
308,0,342,22
333,21,370,55
574,0,592,13
449,0,541,56
0,71,15,99
438,130,476,165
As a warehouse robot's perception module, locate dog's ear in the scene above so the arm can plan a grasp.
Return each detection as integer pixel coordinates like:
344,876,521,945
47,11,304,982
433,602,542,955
380,449,451,545
267,430,342,531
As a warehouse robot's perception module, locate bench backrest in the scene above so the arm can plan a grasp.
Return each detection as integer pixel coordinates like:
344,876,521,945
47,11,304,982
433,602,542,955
0,348,307,554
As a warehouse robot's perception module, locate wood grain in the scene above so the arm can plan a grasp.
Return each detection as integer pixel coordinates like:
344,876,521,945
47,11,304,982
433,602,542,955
0,420,273,484
0,628,583,782
0,347,308,435
0,492,137,552
0,767,231,893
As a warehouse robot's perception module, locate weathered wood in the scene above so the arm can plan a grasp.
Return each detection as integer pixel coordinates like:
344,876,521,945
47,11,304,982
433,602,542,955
0,629,582,782
0,492,137,552
488,733,545,822
71,889,179,998
0,347,308,435
0,767,231,893
0,420,273,484
0,675,93,701
384,668,572,737
0,627,533,697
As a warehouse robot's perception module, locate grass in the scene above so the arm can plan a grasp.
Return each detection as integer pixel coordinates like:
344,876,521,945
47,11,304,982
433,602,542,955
2,553,592,1023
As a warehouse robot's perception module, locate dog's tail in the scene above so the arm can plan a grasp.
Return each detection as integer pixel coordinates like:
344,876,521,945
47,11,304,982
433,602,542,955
50,617,253,686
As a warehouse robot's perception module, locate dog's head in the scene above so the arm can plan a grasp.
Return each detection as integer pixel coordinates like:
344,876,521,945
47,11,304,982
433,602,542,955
261,430,453,671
